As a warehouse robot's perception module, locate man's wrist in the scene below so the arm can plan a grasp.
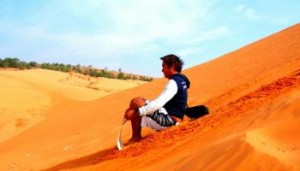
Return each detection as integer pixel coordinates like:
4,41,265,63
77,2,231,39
137,107,146,116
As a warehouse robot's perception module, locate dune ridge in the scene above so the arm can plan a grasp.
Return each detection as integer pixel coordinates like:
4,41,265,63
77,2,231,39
0,23,300,171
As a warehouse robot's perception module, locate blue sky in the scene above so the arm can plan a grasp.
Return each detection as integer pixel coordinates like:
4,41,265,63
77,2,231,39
0,0,299,77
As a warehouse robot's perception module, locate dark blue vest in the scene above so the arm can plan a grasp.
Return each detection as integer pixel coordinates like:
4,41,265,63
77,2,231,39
164,74,190,119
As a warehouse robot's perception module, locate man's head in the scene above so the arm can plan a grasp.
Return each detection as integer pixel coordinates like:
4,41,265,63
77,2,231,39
160,54,184,78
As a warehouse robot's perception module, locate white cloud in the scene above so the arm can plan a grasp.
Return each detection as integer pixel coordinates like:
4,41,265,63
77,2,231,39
235,4,246,13
110,1,199,39
188,26,230,45
245,9,258,19
234,4,259,20
41,1,217,59
177,47,203,57
119,1,219,40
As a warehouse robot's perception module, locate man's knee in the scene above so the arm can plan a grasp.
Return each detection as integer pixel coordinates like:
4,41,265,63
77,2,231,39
124,108,136,120
125,97,146,120
129,97,146,109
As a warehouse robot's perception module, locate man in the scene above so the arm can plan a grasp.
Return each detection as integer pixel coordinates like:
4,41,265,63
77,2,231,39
124,54,190,142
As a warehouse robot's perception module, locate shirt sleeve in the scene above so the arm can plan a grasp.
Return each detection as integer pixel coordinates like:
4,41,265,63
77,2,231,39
138,79,178,116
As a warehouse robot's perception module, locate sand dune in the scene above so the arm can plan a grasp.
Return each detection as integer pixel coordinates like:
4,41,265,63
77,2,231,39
0,69,146,147
0,23,300,171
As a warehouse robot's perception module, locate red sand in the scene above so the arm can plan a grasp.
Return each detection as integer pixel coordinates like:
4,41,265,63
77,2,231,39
0,23,300,171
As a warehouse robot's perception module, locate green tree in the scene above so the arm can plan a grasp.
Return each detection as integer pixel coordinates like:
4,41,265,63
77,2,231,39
29,61,38,68
118,68,125,79
18,61,28,70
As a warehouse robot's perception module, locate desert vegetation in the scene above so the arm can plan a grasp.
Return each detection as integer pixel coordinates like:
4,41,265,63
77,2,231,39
0,57,153,81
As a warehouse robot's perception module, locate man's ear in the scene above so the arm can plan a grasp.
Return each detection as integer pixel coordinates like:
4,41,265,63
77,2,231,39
169,64,176,72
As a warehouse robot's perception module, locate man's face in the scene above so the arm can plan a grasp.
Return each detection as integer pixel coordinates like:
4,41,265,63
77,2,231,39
161,61,174,78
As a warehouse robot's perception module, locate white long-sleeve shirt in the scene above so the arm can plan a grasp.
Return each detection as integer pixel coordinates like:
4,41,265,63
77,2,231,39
138,79,178,116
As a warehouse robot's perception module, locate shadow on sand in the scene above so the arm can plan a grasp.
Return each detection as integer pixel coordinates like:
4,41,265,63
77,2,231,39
42,147,118,171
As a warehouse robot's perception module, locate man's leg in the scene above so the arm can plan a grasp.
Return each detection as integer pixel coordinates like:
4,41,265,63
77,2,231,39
124,97,146,141
130,111,142,141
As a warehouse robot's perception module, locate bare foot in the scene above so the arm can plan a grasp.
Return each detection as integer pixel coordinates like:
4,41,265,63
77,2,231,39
125,137,142,145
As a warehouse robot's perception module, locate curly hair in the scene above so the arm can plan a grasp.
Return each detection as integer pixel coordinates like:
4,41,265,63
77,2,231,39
160,54,184,72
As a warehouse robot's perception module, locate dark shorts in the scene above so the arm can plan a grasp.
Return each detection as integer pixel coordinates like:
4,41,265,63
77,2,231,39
148,111,176,127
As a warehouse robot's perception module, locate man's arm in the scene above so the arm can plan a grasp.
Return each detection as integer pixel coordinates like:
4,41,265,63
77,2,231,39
138,79,177,116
